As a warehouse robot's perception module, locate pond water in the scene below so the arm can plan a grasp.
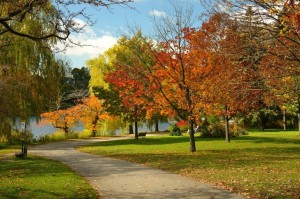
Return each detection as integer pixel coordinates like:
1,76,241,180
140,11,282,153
14,117,170,138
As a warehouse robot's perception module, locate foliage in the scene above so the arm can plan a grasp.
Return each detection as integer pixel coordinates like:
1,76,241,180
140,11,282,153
168,124,182,136
200,122,248,138
0,156,98,198
36,129,94,143
105,5,200,150
77,129,93,139
80,131,300,199
41,96,109,136
0,24,66,142
41,107,79,134
77,96,110,136
60,67,90,109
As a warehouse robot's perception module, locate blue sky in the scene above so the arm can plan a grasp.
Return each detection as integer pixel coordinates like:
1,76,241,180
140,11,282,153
60,0,205,68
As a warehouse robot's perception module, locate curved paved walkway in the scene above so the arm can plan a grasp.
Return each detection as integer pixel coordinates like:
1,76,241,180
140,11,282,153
30,138,246,199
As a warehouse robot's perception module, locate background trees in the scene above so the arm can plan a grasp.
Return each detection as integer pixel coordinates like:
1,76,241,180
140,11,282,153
0,0,132,142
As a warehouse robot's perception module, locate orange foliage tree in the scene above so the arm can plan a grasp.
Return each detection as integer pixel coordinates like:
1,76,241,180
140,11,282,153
106,9,209,151
42,96,109,135
76,96,110,136
105,33,159,140
184,12,269,141
41,106,80,134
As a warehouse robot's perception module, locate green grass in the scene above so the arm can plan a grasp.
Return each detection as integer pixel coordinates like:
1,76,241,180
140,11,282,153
0,154,99,198
79,131,300,199
0,144,19,156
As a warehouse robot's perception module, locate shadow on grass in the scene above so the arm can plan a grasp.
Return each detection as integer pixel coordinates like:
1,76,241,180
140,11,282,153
108,146,300,170
89,133,300,148
90,136,191,147
0,156,74,177
230,135,300,145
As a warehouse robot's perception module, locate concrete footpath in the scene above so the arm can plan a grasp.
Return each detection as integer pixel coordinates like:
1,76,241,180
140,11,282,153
30,138,246,199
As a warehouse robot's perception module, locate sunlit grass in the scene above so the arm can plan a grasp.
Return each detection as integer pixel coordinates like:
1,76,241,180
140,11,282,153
79,131,300,199
0,155,99,199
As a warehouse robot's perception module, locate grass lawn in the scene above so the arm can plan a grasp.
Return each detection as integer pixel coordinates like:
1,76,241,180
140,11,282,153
79,131,300,199
0,153,99,198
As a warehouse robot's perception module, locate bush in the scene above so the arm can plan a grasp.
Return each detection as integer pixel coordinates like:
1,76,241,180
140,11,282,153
37,130,68,143
200,122,225,138
200,121,248,138
78,129,93,139
168,124,182,136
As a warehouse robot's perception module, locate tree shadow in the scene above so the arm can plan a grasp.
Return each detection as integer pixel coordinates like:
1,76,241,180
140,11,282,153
232,135,300,145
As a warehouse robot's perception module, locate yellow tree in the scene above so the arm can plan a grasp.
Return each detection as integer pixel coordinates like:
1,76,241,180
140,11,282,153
77,96,110,136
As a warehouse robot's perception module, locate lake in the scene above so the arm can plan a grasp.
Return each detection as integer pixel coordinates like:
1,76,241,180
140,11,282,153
14,117,170,138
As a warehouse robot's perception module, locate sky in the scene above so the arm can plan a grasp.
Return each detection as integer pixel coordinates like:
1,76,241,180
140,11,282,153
59,0,205,69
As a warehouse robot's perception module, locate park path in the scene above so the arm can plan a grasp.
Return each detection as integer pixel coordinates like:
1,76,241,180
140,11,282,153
30,137,246,199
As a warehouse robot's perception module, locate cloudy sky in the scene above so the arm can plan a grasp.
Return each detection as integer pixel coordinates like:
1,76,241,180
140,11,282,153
60,0,204,68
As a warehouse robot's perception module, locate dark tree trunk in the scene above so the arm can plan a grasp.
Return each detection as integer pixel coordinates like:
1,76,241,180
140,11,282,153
298,102,300,136
259,111,267,131
155,119,159,132
63,121,69,134
298,112,300,136
129,124,134,134
92,115,99,137
283,109,286,131
134,119,138,140
225,115,230,143
189,120,196,152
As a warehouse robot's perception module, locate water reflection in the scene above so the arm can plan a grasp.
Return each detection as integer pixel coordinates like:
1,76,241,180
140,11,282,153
14,117,170,138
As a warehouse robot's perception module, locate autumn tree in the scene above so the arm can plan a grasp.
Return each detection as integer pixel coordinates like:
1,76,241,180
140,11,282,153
77,96,110,136
41,107,79,134
42,96,109,135
87,45,138,136
106,3,202,151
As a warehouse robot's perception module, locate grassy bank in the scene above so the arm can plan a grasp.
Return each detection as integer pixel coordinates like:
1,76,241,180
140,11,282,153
79,131,300,199
0,154,99,198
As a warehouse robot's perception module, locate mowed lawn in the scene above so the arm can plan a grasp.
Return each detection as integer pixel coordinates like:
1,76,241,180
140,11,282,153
0,153,99,198
79,131,300,199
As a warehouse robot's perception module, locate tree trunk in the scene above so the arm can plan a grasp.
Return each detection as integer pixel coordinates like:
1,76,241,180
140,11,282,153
225,115,230,143
189,120,196,152
298,107,300,136
64,121,69,134
92,115,99,137
283,109,286,131
129,124,134,134
155,119,159,132
4,121,12,145
134,117,138,140
259,111,266,131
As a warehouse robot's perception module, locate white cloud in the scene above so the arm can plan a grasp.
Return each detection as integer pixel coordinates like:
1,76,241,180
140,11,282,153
56,19,117,58
149,10,167,17
63,34,117,57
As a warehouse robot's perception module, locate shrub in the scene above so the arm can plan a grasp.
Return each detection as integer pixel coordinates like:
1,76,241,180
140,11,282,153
78,129,93,139
38,130,68,143
169,124,182,136
200,121,248,138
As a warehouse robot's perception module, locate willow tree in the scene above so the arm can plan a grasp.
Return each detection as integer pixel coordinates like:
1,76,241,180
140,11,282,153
0,22,65,142
0,0,132,41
